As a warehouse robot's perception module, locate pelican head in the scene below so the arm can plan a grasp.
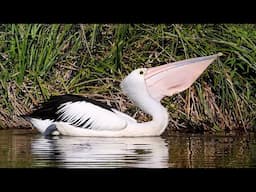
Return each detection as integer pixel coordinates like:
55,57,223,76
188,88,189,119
121,53,222,104
120,68,148,103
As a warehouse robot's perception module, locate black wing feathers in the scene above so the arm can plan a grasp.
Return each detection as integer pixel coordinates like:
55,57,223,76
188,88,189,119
27,94,114,121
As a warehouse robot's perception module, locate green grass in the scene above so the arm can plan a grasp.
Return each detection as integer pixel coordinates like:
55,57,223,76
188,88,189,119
0,24,255,133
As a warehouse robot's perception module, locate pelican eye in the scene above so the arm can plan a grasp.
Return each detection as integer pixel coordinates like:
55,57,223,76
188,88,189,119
139,70,144,75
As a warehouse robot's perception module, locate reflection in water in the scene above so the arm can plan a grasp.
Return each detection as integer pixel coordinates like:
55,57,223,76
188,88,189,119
0,129,256,168
31,136,168,168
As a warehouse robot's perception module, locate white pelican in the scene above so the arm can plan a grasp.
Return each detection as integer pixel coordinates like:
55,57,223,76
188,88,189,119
23,53,222,137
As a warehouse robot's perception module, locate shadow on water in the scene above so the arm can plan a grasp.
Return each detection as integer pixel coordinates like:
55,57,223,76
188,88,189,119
0,129,256,168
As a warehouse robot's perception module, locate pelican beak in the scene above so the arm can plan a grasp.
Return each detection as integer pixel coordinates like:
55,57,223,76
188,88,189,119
145,53,223,101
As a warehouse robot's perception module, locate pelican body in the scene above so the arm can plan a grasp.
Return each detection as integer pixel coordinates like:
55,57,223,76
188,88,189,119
23,53,222,137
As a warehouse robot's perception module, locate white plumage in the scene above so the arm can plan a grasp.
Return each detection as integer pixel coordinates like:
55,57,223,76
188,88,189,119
56,101,127,130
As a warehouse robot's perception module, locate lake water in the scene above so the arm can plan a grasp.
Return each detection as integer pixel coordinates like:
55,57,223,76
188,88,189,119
1,129,256,168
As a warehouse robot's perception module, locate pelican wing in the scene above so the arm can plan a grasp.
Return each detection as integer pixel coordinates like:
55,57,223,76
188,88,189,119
27,94,127,131
56,101,127,131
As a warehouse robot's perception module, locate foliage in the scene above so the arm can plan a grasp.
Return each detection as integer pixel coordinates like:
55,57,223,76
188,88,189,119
0,24,255,133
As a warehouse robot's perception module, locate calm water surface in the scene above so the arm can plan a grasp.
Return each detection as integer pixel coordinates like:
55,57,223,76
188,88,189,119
1,129,256,168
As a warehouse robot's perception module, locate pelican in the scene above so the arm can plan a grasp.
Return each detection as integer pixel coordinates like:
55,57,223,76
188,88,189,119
23,53,222,137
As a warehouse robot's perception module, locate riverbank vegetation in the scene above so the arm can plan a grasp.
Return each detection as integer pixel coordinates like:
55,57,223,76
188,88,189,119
0,24,255,133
